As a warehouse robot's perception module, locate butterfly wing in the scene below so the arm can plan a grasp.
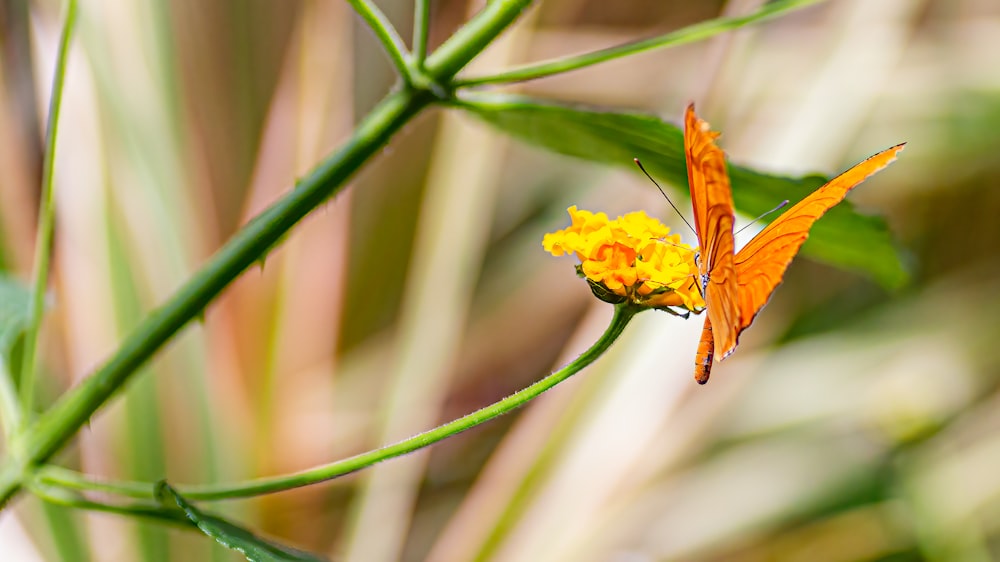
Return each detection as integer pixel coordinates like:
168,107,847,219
727,143,906,355
684,105,739,384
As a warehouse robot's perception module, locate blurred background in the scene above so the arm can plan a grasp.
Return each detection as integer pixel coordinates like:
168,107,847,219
1,0,999,560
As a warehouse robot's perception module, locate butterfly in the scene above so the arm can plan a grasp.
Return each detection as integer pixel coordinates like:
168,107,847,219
683,104,904,384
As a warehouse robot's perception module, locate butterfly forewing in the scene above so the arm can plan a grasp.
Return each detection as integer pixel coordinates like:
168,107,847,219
684,105,740,373
729,143,906,347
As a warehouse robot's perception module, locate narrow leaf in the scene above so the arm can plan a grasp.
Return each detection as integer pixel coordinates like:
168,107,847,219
456,95,908,289
156,483,327,562
0,276,32,355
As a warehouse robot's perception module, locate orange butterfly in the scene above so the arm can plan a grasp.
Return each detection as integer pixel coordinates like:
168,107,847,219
683,104,904,384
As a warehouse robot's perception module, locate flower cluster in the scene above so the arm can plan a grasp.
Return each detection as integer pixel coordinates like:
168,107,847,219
543,206,704,313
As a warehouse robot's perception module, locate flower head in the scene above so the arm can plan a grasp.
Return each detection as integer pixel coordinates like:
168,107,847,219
543,206,705,313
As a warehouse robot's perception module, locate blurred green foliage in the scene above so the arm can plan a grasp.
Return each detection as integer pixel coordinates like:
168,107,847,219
2,1,1000,561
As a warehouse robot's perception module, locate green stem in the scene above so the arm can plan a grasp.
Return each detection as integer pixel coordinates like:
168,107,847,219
453,0,824,87
0,0,550,512
36,304,641,501
31,481,193,528
35,466,154,498
423,0,535,81
18,0,78,420
412,0,431,66
0,87,435,509
347,0,413,82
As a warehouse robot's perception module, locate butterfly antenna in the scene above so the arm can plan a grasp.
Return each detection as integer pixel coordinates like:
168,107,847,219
656,238,696,253
634,158,696,236
735,199,789,236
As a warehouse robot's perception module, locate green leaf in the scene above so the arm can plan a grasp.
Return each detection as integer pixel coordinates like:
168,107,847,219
155,483,327,562
0,276,32,356
456,94,908,289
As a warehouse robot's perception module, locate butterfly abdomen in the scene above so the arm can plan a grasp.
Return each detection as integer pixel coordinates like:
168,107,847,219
694,316,715,384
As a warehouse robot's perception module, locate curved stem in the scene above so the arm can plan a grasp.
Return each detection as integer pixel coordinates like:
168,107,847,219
423,0,535,81
31,481,192,528
37,304,641,501
347,0,413,82
18,0,78,421
453,0,823,88
35,466,154,498
0,87,436,510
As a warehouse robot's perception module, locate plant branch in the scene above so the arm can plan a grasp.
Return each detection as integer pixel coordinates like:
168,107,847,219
347,0,413,82
18,0,78,420
36,304,641,501
0,86,435,510
412,0,431,66
0,0,564,512
424,0,535,81
453,0,824,87
31,481,193,527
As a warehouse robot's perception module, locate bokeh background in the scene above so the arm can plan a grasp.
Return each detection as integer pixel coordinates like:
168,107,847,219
2,0,1000,560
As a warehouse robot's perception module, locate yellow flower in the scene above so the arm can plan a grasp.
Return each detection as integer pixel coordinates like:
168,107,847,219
543,206,705,313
